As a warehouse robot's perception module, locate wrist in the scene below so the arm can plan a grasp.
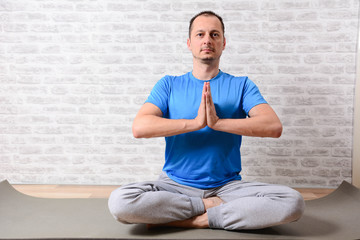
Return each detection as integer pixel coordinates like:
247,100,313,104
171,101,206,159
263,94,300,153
187,119,205,132
209,117,221,131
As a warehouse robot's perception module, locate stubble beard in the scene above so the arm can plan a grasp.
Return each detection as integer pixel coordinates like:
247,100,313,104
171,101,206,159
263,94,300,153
194,53,220,65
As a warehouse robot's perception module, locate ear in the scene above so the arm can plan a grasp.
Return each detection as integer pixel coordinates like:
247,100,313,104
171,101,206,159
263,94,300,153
222,37,226,50
187,38,191,50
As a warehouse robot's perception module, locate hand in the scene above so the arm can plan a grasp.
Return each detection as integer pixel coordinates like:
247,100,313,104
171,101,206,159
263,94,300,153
194,82,207,129
194,82,219,130
204,82,219,129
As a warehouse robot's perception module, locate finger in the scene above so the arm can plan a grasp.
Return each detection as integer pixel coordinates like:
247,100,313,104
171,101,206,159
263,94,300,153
201,83,207,104
206,90,212,109
203,82,207,93
206,82,213,105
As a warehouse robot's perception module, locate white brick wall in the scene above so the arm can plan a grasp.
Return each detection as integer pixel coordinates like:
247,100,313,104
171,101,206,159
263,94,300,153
0,0,358,187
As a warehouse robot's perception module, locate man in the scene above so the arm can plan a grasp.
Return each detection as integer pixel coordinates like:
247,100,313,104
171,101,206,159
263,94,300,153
108,11,305,230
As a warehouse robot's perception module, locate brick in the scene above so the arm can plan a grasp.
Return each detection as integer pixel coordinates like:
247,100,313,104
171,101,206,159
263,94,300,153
234,33,269,42
269,12,295,21
290,22,323,32
8,44,39,54
322,158,351,168
315,65,345,74
319,127,337,137
297,44,334,53
12,12,48,22
19,146,42,155
108,107,137,115
267,86,305,95
312,169,341,178
228,23,260,33
341,169,352,178
309,138,349,148
75,3,105,12
52,13,88,22
270,158,298,167
106,3,139,11
345,63,356,73
248,65,274,74
336,43,357,52
44,146,63,154
304,54,323,64
326,54,355,63
296,12,318,21
292,118,314,126
137,23,172,33
309,106,346,116
317,0,351,9
222,1,258,11
294,149,330,157
244,167,272,176
332,148,352,157
267,148,292,156
307,85,345,95
3,23,28,32
277,65,314,74
39,2,73,11
301,158,321,167
275,168,310,177
314,33,353,42
316,118,352,126
242,12,268,21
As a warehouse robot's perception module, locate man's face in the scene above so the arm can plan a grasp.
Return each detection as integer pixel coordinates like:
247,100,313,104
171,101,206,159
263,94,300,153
187,15,226,63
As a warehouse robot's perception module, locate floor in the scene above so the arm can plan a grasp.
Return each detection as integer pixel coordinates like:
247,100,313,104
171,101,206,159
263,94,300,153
12,184,335,201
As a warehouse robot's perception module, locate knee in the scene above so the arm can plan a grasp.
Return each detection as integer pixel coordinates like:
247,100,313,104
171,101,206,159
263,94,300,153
107,188,134,224
285,190,305,223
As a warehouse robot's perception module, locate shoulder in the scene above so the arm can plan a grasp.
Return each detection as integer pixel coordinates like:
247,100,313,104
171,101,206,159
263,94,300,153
160,72,190,83
220,71,252,88
221,71,249,82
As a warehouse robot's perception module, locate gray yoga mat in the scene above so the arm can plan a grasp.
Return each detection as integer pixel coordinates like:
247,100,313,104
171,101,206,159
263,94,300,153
0,180,359,240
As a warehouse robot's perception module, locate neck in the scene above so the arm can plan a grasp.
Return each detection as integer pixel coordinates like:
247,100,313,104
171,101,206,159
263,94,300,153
192,60,220,80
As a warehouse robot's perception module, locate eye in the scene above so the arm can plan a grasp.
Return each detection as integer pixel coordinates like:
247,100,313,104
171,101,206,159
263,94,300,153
196,33,203,37
212,33,220,37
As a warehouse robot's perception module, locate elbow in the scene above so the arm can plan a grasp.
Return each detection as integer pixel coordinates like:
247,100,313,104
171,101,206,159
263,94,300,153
272,123,283,138
132,131,142,139
132,124,145,139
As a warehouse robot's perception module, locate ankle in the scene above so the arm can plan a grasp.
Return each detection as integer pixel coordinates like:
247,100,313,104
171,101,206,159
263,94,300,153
192,213,209,228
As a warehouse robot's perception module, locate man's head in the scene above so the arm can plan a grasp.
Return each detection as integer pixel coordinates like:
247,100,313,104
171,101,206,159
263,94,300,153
188,11,225,39
187,11,226,63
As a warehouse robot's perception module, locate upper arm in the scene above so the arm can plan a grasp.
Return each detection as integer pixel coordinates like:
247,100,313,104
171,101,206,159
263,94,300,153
145,76,170,116
248,103,283,138
132,102,163,138
248,103,277,119
136,102,163,118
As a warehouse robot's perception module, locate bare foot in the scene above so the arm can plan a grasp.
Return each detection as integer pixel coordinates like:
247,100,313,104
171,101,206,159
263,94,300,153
202,196,224,210
147,212,209,229
147,196,223,230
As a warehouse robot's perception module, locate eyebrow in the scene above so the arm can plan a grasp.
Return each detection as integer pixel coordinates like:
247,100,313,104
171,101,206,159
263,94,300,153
194,29,221,33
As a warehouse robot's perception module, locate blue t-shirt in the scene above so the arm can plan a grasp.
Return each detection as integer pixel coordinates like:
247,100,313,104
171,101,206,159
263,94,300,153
145,70,267,189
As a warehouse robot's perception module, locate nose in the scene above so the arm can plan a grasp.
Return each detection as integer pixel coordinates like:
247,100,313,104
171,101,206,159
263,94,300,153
203,33,212,45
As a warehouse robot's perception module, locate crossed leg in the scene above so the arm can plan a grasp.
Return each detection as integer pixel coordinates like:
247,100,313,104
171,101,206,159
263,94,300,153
108,173,305,231
148,196,224,229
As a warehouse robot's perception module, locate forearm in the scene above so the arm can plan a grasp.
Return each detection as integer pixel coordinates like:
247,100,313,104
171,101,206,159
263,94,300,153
132,115,202,138
212,117,282,138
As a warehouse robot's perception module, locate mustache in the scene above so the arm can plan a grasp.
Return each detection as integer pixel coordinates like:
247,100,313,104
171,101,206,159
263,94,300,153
201,46,214,51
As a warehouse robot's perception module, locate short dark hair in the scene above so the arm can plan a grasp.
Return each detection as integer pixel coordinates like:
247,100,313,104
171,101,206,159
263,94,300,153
188,11,225,38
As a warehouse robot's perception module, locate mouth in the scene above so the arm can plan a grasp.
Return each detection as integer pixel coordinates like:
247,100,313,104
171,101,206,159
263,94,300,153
201,48,214,53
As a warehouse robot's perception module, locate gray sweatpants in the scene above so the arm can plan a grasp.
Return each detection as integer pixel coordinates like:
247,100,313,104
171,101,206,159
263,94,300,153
108,172,305,230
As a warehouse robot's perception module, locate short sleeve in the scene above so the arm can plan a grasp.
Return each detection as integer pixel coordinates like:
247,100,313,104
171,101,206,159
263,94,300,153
242,77,267,115
145,76,171,117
